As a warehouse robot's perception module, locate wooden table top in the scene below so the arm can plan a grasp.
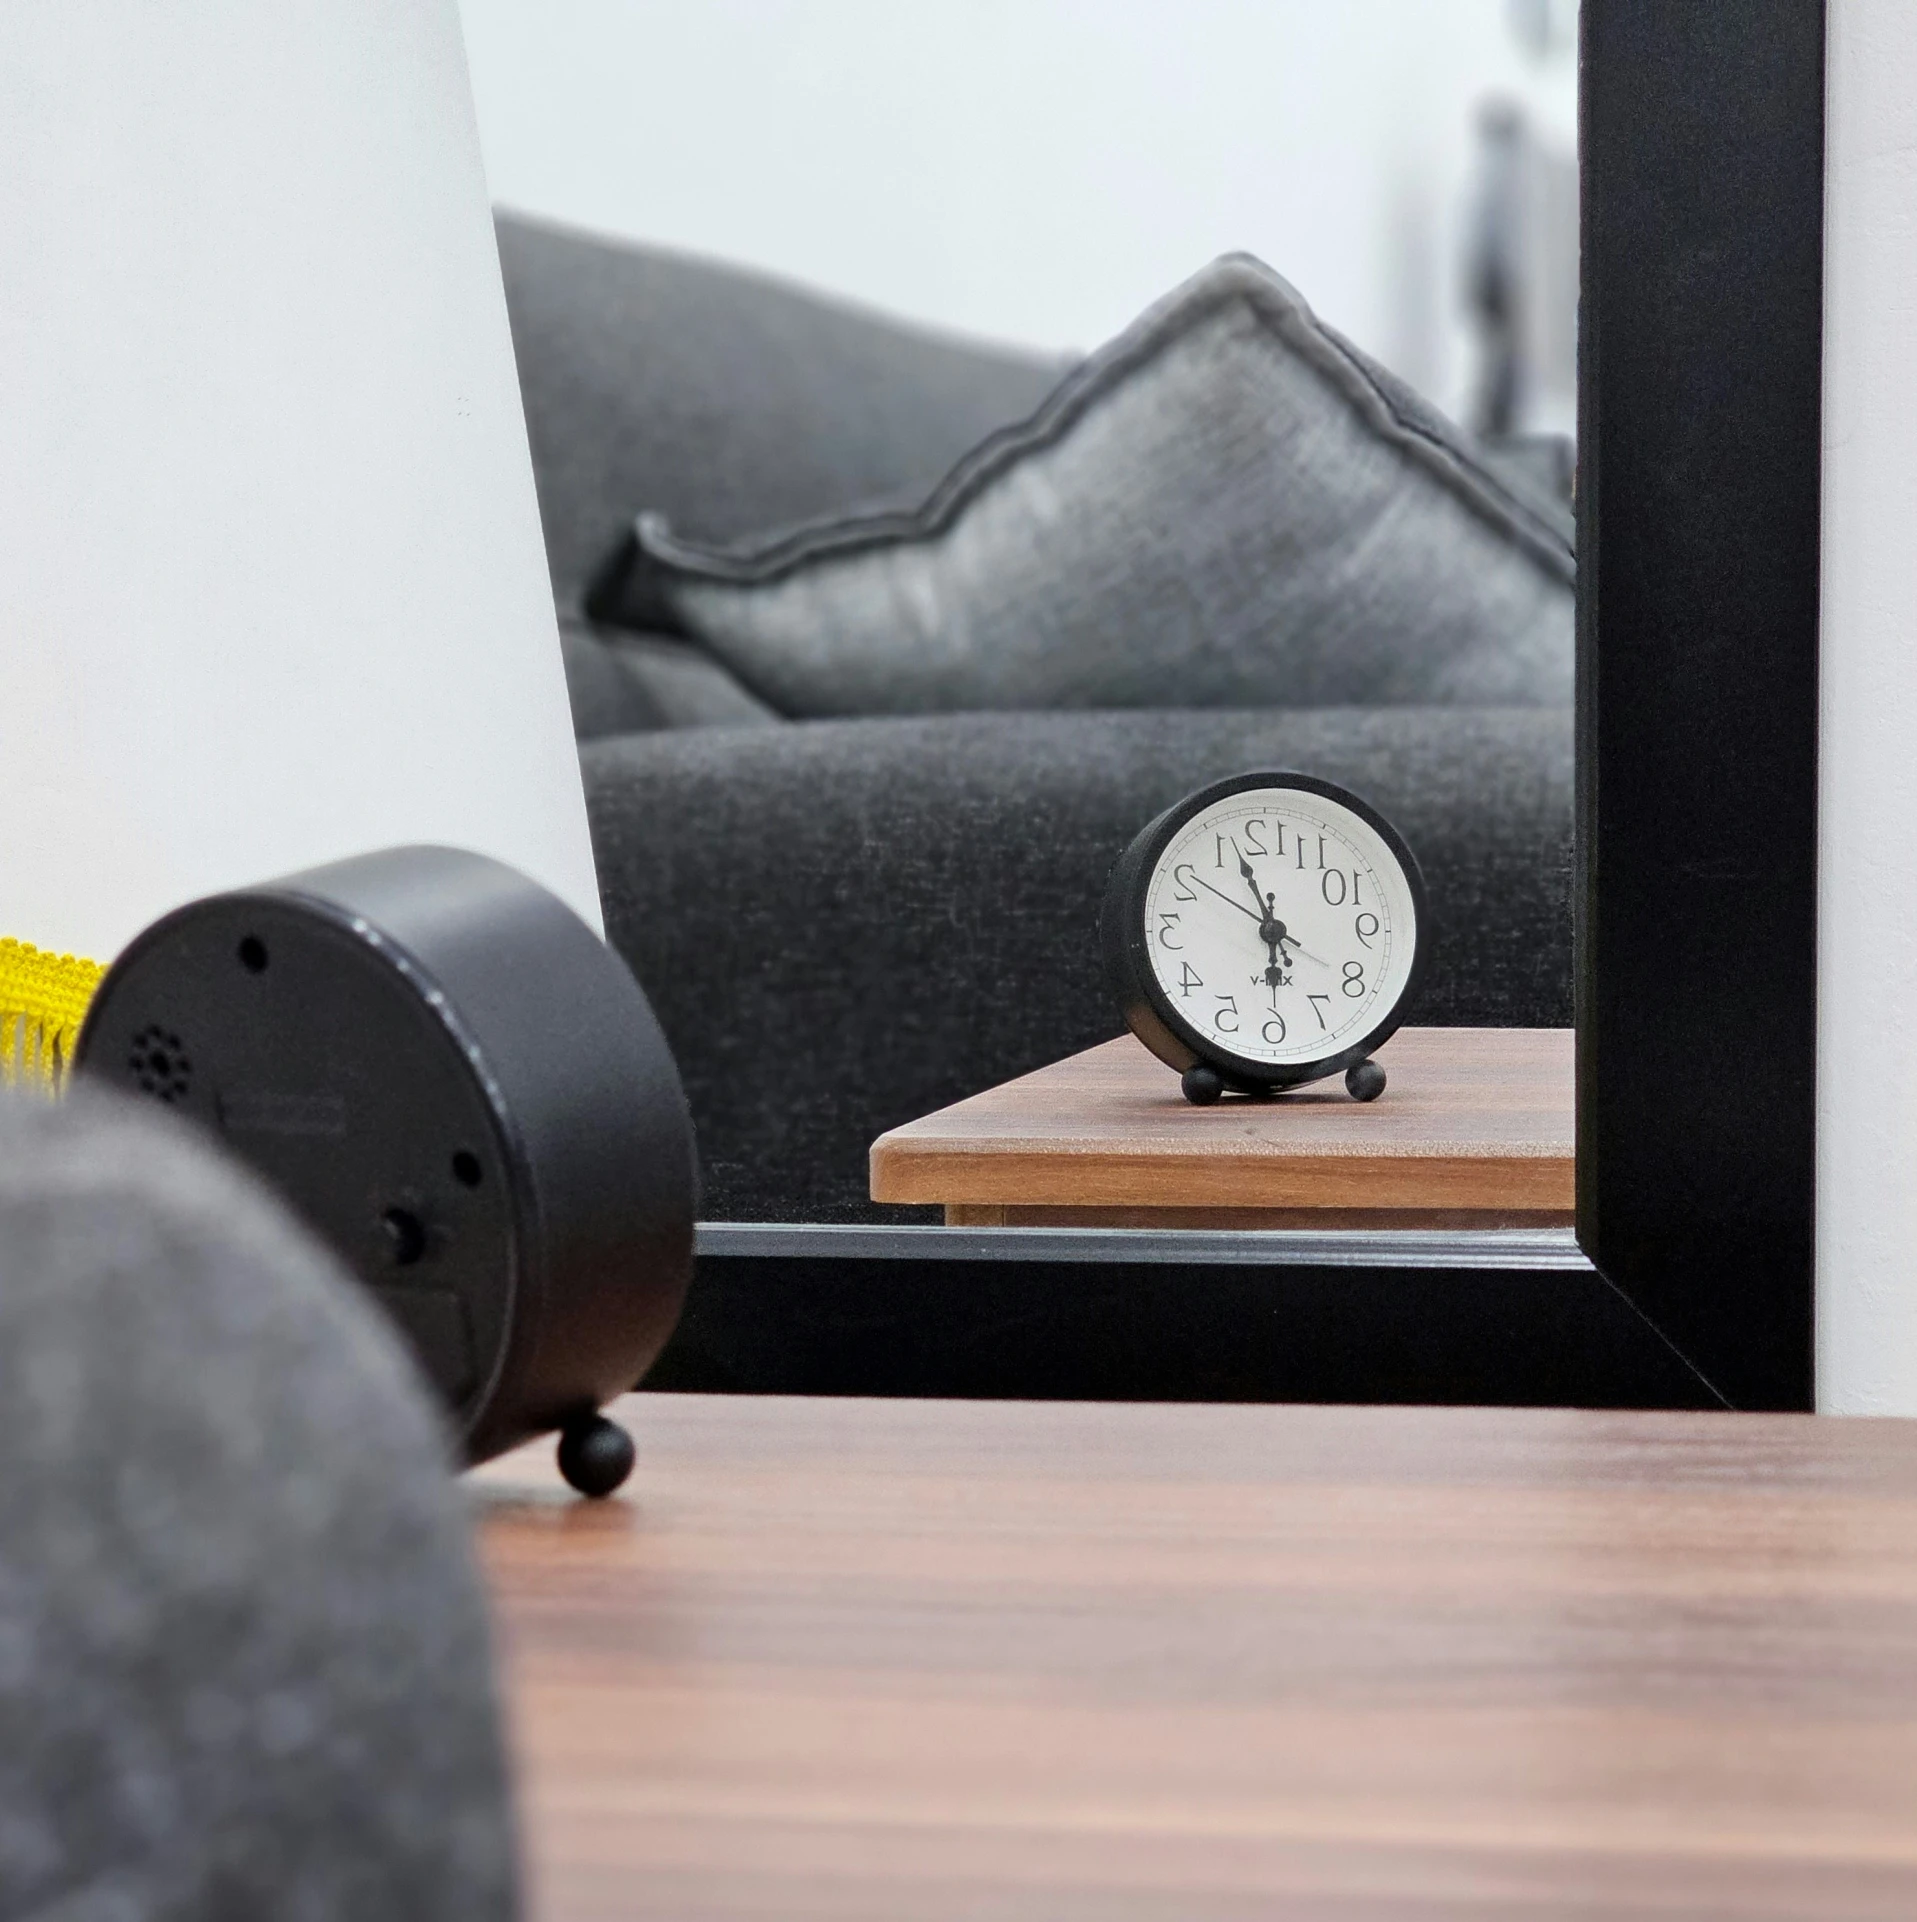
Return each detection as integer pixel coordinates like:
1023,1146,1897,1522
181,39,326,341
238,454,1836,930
870,1027,1573,1226
475,1392,1917,1921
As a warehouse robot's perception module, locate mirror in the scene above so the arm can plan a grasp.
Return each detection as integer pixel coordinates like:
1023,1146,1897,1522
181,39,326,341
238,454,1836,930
456,0,1584,1325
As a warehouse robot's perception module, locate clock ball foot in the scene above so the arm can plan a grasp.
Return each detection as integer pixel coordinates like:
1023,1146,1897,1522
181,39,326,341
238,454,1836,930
557,1412,636,1498
1181,1065,1225,1105
1345,1058,1387,1103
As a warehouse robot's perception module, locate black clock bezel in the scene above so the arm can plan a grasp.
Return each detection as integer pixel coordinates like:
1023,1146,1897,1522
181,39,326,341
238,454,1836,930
1102,769,1431,1091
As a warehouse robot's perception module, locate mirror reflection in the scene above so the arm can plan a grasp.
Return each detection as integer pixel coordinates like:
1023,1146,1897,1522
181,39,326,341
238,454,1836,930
458,0,1580,1234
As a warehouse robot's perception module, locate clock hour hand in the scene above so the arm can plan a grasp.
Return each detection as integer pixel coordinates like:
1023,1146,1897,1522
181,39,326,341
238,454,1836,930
1234,841,1268,922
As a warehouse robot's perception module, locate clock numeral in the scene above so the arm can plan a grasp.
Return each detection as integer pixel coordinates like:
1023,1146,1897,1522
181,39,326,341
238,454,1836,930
1321,869,1349,907
1308,993,1331,1030
1342,960,1367,998
1262,1014,1286,1045
1294,834,1326,871
1354,912,1380,949
1178,961,1203,997
1158,911,1183,950
1214,994,1240,1034
1221,822,1283,863
1172,863,1198,902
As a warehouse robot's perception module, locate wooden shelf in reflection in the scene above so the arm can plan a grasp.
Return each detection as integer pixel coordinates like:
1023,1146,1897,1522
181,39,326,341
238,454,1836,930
871,1027,1574,1229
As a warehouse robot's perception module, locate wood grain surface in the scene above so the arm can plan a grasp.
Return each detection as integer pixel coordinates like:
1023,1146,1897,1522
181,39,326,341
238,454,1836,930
870,1027,1573,1221
475,1392,1917,1921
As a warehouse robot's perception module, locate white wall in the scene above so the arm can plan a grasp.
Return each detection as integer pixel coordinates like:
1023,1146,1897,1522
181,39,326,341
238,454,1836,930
456,0,1574,423
0,0,600,961
1817,0,1917,1412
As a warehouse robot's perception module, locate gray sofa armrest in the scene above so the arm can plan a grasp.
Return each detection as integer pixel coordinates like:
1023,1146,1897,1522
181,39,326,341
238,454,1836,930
584,706,1572,1223
498,214,1068,611
0,1091,516,1916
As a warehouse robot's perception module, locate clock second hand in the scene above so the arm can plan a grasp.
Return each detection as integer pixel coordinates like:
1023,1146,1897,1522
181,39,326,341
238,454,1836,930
1190,869,1331,969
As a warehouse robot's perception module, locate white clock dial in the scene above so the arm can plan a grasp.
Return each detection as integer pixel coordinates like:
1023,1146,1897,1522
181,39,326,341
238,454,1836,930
1141,785,1419,1066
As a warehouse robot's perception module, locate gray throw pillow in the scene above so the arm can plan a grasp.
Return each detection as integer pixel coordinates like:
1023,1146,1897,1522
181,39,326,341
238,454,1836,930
587,254,1575,718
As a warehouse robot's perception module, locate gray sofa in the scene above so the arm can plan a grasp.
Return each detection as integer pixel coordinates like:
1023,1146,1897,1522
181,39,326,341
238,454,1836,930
499,214,1573,1226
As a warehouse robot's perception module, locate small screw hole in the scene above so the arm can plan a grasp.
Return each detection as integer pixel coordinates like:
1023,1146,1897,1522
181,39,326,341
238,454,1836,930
237,936,268,974
382,1208,426,1267
451,1151,483,1189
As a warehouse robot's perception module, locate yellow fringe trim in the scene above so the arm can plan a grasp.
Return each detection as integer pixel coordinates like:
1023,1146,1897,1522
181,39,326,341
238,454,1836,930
1,938,106,1095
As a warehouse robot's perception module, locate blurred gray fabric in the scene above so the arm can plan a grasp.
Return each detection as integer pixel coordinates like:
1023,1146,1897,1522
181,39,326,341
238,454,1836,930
598,254,1576,719
0,1092,517,1922
584,704,1572,1221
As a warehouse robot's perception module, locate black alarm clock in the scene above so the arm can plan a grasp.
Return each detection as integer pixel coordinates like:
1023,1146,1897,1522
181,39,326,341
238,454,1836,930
74,846,697,1497
1101,771,1430,1104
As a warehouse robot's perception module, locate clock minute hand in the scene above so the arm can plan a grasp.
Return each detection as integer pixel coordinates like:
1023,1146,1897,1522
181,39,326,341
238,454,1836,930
1192,870,1329,969
1190,872,1263,924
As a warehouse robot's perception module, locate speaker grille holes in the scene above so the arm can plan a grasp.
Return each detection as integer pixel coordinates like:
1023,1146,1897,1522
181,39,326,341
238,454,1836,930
451,1150,483,1189
237,936,268,974
382,1208,426,1267
129,1026,192,1104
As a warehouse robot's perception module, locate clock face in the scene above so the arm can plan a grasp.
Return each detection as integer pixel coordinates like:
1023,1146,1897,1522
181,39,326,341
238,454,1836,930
1137,779,1422,1071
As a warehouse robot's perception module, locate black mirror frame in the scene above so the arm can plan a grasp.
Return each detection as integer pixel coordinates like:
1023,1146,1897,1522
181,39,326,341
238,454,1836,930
673,0,1825,1412
1576,0,1823,1411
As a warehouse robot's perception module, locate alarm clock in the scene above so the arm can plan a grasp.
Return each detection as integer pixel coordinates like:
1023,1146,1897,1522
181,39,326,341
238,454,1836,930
1101,771,1430,1104
74,846,698,1496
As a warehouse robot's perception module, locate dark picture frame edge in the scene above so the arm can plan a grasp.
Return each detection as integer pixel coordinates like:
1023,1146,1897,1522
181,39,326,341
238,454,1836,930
656,0,1826,1411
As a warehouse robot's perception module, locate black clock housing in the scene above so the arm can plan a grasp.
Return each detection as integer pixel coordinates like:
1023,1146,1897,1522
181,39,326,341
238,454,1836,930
1101,770,1431,1101
74,845,697,1495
